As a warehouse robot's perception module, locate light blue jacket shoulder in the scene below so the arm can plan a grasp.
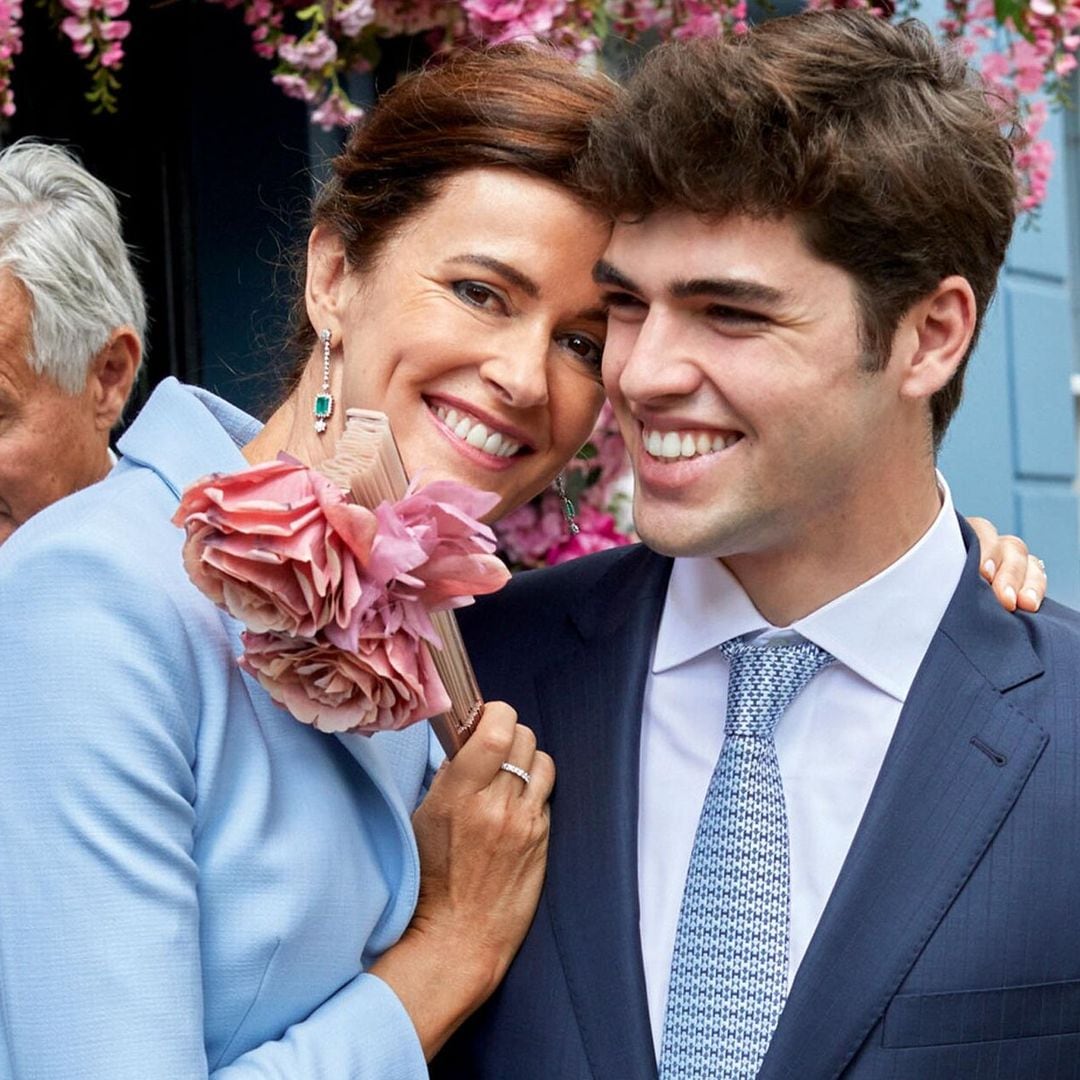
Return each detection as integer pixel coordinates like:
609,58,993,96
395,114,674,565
0,379,434,1079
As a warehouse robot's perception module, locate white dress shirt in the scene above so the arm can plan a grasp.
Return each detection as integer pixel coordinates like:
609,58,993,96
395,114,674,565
638,481,968,1058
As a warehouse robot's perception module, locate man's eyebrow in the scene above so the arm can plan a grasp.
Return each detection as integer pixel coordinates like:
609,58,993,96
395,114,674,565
670,278,788,307
594,261,788,309
593,260,640,293
444,255,538,299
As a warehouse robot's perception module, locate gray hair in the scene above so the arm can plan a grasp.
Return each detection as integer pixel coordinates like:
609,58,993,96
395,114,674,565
0,140,147,394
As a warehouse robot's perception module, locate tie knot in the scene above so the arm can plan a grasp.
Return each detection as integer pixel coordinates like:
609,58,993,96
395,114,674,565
720,637,834,738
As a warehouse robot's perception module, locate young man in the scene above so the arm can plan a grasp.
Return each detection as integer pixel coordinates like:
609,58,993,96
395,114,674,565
0,141,144,545
438,12,1080,1080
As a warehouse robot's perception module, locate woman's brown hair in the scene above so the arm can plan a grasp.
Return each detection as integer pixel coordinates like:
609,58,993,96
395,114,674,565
290,45,617,362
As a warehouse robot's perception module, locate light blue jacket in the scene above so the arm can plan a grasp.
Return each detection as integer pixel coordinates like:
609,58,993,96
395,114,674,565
0,379,435,1078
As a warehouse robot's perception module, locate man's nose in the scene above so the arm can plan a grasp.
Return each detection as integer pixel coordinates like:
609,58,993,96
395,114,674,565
615,310,703,404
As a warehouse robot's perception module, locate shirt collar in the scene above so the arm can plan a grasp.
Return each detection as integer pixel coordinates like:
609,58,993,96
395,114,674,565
652,475,967,703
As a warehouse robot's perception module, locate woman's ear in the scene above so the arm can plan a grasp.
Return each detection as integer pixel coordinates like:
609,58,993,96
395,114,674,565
895,275,977,403
305,226,350,340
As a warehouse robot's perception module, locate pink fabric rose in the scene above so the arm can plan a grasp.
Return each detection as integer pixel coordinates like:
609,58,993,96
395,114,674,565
375,479,509,610
239,601,451,735
173,458,377,637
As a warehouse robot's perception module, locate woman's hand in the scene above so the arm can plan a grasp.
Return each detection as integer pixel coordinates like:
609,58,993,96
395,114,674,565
967,516,1047,613
370,702,553,1059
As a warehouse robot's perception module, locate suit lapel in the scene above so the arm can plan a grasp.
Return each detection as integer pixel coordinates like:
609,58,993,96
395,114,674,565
538,548,672,1080
761,541,1047,1080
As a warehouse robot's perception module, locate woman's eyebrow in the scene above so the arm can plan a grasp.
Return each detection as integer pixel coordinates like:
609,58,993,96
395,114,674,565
443,254,539,298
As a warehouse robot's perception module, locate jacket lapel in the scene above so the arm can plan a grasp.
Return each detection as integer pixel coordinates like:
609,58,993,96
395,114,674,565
761,536,1048,1080
537,547,672,1080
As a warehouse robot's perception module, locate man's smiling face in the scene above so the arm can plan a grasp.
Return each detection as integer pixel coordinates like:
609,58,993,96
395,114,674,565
598,211,902,563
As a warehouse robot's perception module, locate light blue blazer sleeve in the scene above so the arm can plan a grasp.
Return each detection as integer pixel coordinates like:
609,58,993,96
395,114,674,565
0,381,430,1079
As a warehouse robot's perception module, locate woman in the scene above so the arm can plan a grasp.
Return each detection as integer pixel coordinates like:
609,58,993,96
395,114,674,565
0,48,1040,1079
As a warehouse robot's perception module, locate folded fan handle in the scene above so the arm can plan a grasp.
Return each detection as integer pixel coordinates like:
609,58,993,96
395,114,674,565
326,408,485,758
428,610,485,759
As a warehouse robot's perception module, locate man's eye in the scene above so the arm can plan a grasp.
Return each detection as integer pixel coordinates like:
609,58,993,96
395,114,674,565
603,291,645,311
558,332,604,368
453,281,503,310
707,304,769,325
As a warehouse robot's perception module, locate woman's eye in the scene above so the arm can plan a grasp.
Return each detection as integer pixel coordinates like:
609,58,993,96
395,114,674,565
453,281,504,311
558,332,604,369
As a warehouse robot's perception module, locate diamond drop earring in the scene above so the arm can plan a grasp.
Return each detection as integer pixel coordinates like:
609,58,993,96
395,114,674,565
313,328,334,434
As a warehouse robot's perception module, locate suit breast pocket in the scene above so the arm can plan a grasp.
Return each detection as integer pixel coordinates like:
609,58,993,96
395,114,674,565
883,978,1080,1048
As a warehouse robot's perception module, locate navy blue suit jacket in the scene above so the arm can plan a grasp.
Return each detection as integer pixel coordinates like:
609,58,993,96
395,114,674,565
437,526,1080,1079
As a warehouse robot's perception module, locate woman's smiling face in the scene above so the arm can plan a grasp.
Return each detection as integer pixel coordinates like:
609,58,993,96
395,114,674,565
318,167,610,521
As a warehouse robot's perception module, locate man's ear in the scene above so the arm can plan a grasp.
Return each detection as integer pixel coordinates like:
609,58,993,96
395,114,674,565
305,226,351,342
894,275,977,403
89,327,141,431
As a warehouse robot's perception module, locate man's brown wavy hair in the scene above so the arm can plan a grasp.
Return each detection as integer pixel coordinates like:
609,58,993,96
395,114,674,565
577,11,1019,447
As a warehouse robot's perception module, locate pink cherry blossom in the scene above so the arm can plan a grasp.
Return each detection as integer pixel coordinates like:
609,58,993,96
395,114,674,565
60,15,91,40
272,72,318,102
278,32,337,70
547,506,633,565
335,0,377,35
311,91,364,130
462,0,567,43
99,19,130,40
373,0,448,35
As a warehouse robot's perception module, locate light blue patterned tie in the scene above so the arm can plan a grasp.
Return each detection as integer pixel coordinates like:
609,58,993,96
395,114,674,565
659,636,834,1080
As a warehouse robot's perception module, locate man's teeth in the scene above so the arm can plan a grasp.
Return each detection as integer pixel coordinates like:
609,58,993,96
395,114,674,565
432,404,522,458
643,428,741,461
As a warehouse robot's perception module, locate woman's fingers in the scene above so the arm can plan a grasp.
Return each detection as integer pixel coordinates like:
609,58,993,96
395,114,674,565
438,701,518,797
1016,553,1048,612
968,516,1045,613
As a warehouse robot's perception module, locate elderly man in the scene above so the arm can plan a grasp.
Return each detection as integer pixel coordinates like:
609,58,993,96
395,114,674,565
0,140,144,544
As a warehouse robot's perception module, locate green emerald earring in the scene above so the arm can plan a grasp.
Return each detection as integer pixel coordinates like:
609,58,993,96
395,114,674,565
314,328,334,434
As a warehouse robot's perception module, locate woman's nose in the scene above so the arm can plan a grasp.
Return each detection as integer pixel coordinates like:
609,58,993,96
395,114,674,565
478,330,550,409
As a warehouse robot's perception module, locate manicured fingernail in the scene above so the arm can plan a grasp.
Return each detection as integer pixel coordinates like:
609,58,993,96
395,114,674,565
1023,588,1041,610
983,559,996,579
1003,585,1016,608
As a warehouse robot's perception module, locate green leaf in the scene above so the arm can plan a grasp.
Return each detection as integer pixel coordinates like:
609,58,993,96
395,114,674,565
576,442,599,461
993,0,1026,29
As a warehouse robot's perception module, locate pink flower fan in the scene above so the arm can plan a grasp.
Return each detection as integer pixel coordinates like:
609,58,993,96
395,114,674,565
174,410,508,749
